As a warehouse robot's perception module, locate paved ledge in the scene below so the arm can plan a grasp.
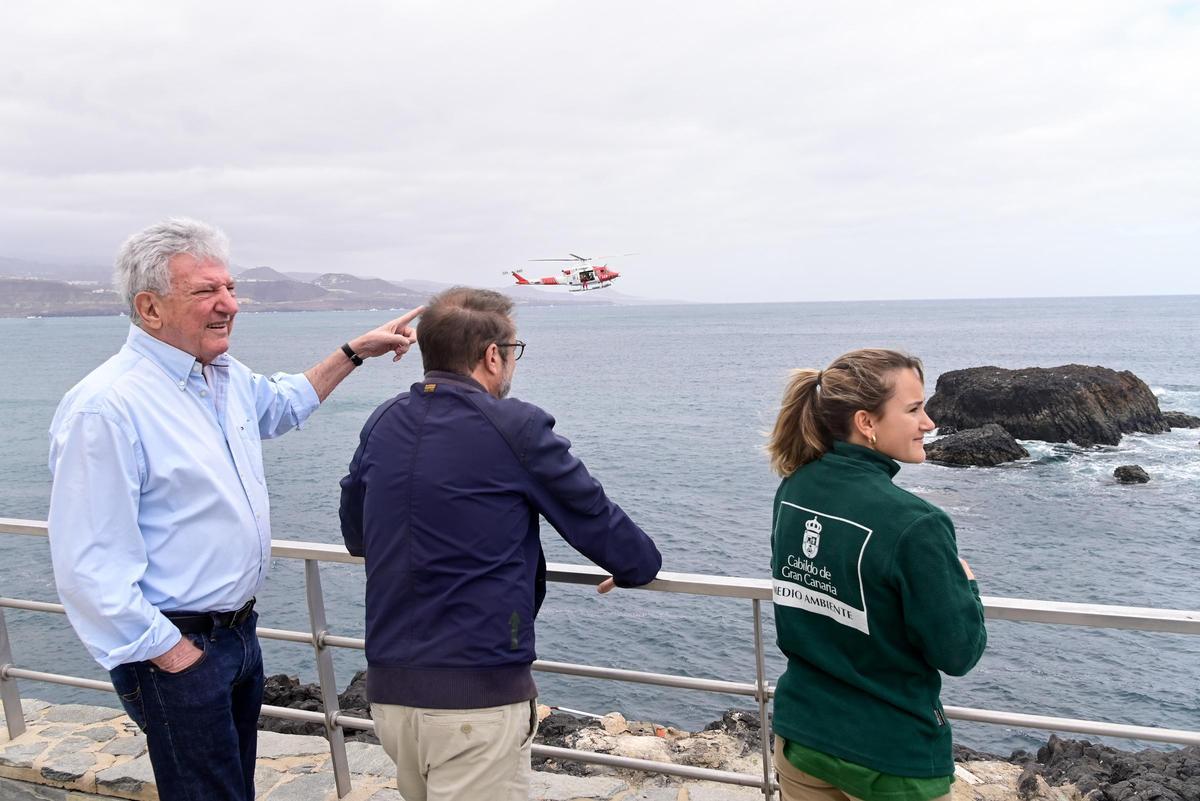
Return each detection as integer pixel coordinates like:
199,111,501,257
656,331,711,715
3,700,1064,800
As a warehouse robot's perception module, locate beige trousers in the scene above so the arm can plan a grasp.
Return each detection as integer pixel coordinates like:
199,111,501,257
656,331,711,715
372,699,537,801
774,738,951,801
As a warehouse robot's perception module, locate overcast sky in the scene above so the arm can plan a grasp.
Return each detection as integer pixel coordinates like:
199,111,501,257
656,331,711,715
1,2,1197,303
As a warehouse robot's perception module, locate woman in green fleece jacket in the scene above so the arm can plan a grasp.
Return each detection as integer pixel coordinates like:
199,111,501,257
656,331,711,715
765,348,987,801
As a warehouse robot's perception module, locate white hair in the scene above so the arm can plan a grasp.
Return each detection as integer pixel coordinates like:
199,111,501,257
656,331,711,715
114,218,230,325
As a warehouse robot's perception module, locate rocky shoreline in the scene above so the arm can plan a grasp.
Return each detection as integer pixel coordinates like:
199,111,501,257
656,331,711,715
261,673,1199,800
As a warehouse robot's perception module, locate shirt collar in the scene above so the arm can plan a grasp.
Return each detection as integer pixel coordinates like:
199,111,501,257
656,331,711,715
423,370,488,394
125,325,231,388
829,440,902,478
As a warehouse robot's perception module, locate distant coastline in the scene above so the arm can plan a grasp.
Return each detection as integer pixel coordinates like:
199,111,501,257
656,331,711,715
0,265,665,318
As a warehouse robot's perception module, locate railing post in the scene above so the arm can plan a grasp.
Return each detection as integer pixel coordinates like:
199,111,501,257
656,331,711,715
752,599,775,800
304,560,352,797
1,606,27,740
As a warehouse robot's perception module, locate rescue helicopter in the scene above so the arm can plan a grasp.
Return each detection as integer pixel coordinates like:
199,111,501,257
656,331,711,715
504,253,627,292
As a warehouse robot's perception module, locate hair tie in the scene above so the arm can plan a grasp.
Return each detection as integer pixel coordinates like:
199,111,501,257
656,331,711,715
815,370,824,394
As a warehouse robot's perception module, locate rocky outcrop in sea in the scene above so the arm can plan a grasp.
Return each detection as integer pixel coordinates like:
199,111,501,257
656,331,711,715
1113,465,1151,484
924,423,1030,467
925,365,1168,447
1162,411,1200,428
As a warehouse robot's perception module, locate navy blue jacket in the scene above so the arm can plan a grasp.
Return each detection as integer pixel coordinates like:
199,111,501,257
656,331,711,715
340,371,662,709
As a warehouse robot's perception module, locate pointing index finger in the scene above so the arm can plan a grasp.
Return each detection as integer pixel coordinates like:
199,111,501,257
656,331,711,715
389,305,424,330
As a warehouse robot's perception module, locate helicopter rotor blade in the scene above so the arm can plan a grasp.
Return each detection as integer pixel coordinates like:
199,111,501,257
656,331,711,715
586,252,637,261
568,253,590,261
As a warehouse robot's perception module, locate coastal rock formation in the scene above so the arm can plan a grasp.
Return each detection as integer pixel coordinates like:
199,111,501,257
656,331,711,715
251,684,1200,800
1018,734,1200,801
1162,410,1200,428
924,424,1029,467
260,671,377,743
925,365,1168,447
1113,465,1150,484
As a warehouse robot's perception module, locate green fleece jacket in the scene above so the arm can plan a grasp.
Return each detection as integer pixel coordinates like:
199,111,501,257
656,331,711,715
771,441,987,778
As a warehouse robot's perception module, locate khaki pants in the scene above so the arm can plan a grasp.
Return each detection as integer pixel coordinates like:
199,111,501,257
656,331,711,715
372,699,537,801
774,737,950,801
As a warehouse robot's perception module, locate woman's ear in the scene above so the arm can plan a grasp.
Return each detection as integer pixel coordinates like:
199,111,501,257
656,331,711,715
853,409,875,441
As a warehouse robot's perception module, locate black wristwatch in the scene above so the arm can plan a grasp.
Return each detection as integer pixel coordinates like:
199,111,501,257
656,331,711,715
340,342,364,367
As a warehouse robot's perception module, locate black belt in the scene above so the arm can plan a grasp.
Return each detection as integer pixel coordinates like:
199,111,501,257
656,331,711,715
164,598,256,635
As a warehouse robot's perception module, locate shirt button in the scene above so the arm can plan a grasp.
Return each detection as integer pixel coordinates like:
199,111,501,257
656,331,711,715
461,724,472,734
200,390,208,397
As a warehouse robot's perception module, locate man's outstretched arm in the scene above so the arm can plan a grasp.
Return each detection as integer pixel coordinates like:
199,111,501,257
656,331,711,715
519,407,662,589
305,307,423,402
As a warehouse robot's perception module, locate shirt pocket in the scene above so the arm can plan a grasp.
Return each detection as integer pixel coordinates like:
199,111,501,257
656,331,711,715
236,416,267,485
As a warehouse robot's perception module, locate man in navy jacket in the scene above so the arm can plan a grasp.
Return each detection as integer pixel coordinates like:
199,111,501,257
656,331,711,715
340,287,661,801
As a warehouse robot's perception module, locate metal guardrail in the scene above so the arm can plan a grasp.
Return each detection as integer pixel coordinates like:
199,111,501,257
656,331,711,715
3,517,1200,799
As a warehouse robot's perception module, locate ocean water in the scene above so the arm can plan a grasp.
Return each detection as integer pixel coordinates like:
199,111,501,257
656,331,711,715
1,296,1198,754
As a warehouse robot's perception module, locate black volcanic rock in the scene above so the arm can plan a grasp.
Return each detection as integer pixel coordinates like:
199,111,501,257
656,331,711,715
1114,465,1150,484
703,709,767,753
1162,411,1200,428
1029,735,1200,801
924,424,1029,467
925,365,1168,447
260,671,377,743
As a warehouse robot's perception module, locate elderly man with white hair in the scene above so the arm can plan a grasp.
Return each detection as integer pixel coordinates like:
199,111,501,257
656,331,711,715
47,218,421,801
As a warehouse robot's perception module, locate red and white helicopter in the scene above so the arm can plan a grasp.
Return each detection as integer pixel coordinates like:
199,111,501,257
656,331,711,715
505,253,625,292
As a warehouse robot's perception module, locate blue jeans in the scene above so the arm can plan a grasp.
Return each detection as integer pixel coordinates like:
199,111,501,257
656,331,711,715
109,612,264,801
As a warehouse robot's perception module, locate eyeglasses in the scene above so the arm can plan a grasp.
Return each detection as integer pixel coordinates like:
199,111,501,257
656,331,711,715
497,340,526,361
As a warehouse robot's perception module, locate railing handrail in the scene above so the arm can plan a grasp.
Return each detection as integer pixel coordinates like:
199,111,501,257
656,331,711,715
5,515,1200,799
4,517,1198,634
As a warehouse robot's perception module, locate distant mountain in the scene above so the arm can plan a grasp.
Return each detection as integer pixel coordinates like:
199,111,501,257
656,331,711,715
237,266,293,282
314,273,406,296
0,256,111,284
281,271,326,283
0,261,675,318
0,277,122,317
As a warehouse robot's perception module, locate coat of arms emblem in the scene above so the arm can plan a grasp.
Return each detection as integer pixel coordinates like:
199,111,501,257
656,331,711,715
802,516,822,559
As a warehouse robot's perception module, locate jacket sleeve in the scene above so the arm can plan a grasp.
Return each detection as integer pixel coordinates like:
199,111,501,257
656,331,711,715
518,406,662,587
339,400,397,558
339,438,366,558
892,511,987,677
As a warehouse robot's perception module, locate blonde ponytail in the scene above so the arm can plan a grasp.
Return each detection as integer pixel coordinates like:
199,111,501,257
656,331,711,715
767,369,827,477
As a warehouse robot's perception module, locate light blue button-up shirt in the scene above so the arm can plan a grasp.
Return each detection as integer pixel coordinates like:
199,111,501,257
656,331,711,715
47,325,320,670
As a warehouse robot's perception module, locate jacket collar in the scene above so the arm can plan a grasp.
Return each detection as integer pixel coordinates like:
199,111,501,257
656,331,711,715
125,324,230,388
828,440,901,478
423,370,488,394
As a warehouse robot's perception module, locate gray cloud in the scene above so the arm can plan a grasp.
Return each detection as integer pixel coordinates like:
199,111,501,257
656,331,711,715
1,1,1197,301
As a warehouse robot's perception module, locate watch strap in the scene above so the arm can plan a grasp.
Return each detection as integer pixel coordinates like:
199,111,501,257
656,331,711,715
341,342,364,367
